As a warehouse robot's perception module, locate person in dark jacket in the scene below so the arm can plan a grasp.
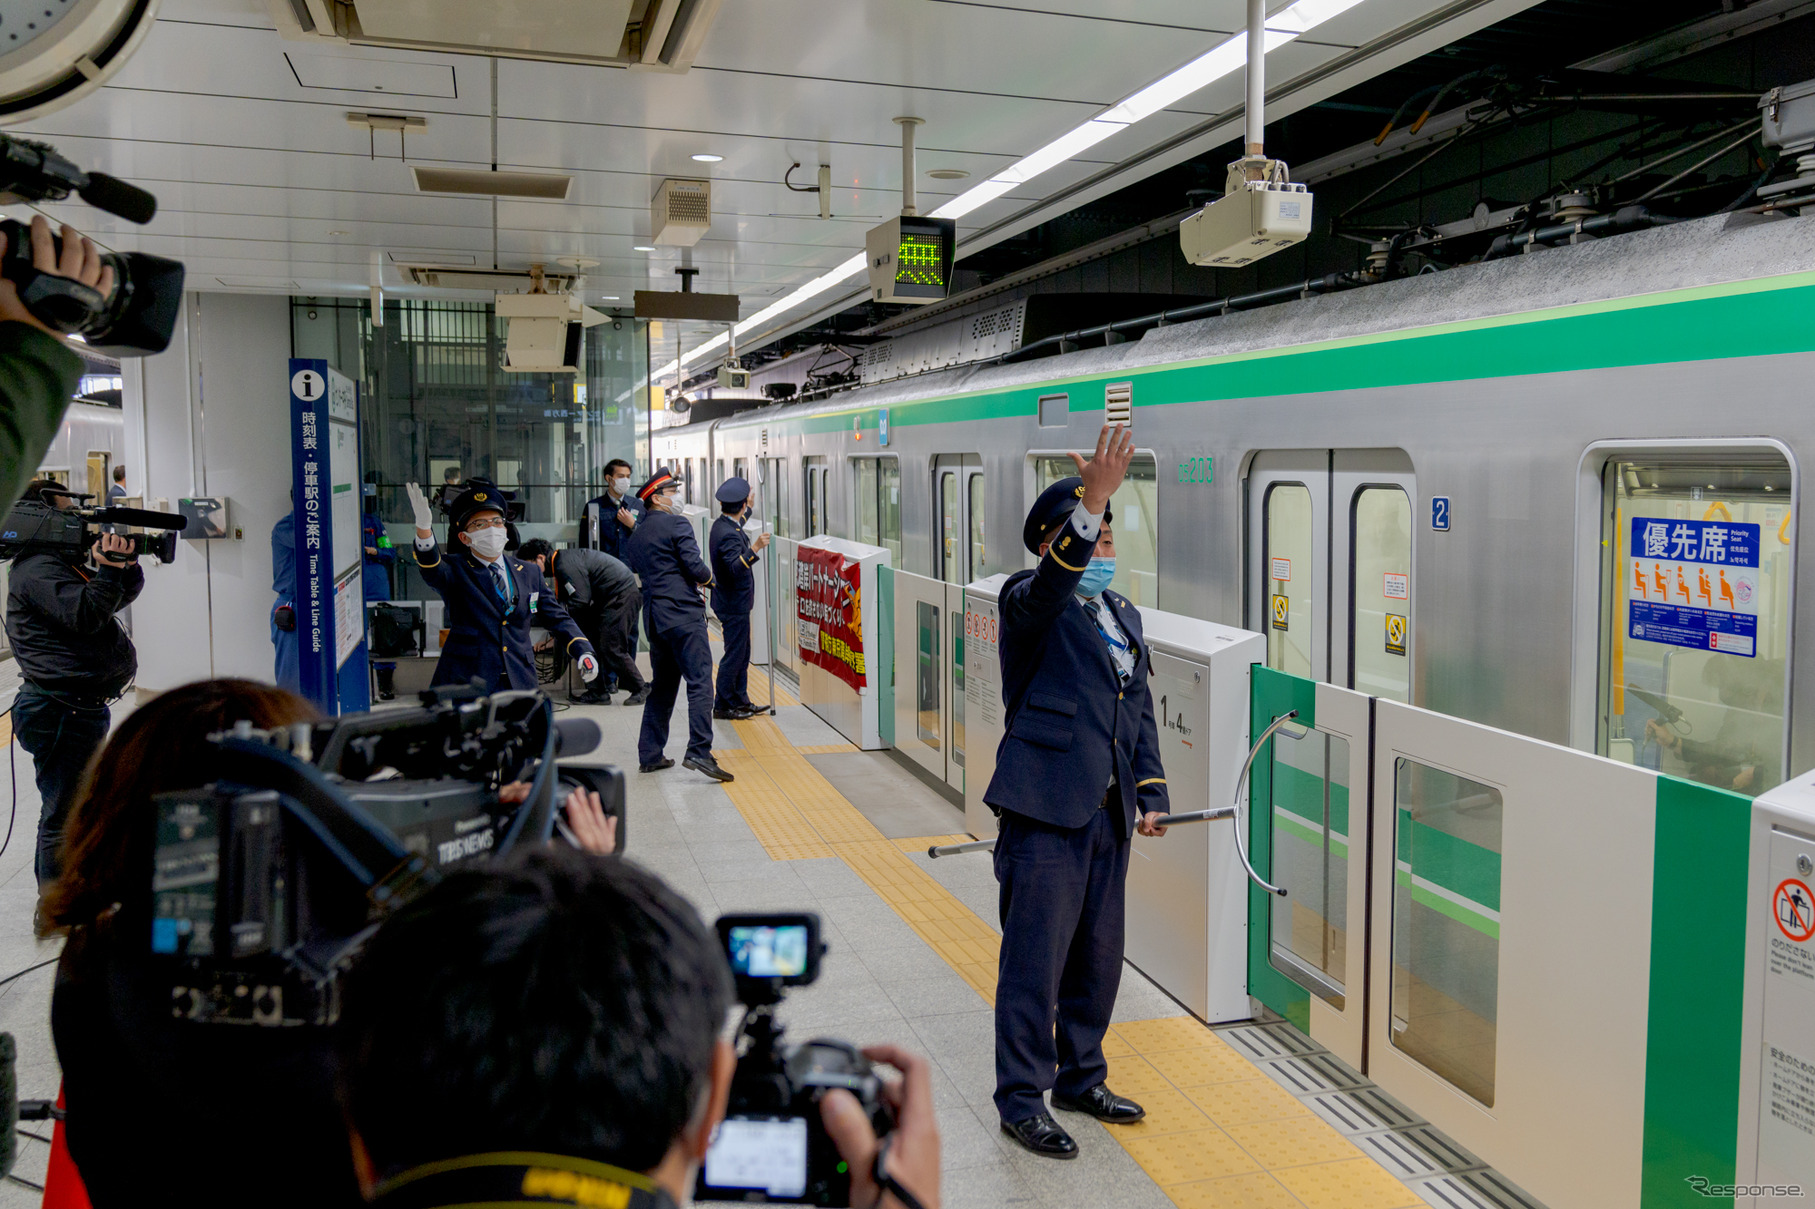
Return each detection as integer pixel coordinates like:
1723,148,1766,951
986,426,1172,1160
709,476,771,719
623,468,731,782
270,510,300,692
517,539,646,706
5,481,143,887
362,483,399,699
404,480,599,692
578,458,642,560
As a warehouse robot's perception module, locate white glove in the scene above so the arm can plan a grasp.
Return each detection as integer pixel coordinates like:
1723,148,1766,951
578,653,600,682
405,482,434,531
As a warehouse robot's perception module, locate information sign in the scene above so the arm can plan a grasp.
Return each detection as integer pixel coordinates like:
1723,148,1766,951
290,358,369,715
1627,516,1761,657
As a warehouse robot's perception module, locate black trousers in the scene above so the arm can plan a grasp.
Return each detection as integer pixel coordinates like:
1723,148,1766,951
714,609,753,710
992,803,1129,1124
15,682,112,887
638,612,713,765
599,588,645,693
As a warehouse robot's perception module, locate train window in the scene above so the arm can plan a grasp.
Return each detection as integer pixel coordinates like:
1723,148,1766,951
1038,393,1068,427
734,457,747,483
804,457,828,537
716,459,725,487
852,457,901,563
1268,728,1351,1008
1264,483,1315,678
1598,458,1790,796
1034,454,1157,604
968,472,985,579
763,457,789,539
1350,487,1412,703
1390,758,1502,1108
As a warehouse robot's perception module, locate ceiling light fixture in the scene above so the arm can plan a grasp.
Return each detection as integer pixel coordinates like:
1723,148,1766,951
653,0,1369,382
926,168,970,180
691,153,724,162
633,244,657,252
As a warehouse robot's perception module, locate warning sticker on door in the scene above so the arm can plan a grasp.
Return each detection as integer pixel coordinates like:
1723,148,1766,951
1779,878,1815,944
1628,516,1760,658
1385,613,1407,655
1271,594,1289,631
1383,572,1409,600
1271,558,1291,582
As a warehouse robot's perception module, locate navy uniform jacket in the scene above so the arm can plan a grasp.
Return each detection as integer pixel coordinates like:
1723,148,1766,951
579,492,642,561
709,514,759,615
414,536,592,690
361,511,395,603
983,525,1169,834
625,510,713,635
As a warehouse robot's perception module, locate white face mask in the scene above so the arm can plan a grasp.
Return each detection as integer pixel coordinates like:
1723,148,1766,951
611,476,630,494
464,526,507,561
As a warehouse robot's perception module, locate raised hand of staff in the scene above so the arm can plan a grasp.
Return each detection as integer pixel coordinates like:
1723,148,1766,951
1069,423,1135,514
405,481,434,537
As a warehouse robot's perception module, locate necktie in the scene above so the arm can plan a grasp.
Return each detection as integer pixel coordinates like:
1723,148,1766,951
490,562,510,606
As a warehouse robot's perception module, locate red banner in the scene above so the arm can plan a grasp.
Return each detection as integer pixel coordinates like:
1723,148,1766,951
796,545,866,692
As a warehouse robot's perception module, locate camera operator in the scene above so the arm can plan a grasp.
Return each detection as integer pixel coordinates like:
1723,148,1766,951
40,678,621,1209
0,216,116,514
5,478,142,887
338,848,941,1209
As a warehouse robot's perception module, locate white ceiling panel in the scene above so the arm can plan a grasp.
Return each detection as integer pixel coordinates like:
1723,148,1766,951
0,0,1543,320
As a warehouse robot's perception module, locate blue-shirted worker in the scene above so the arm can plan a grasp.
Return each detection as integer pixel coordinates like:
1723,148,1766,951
709,475,771,720
578,458,642,560
270,510,299,692
987,423,1171,1160
361,482,399,700
624,467,732,783
403,479,599,692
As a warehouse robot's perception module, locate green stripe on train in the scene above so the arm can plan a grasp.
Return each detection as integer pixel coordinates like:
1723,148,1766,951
723,271,1815,440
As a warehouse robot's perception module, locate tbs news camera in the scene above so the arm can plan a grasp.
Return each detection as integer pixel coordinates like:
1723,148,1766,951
148,685,623,1027
0,487,188,564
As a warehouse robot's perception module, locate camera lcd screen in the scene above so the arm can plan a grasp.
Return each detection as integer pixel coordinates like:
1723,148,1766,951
728,924,810,979
703,1116,808,1198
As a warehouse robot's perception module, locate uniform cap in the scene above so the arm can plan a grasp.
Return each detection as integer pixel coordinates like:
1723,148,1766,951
714,476,752,504
447,479,513,531
636,468,677,502
1022,476,1112,554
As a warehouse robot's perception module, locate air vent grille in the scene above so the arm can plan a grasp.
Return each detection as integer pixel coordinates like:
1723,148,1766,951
1105,381,1133,424
652,179,712,246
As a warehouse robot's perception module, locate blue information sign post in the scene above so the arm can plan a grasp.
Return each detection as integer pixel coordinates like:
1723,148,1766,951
289,358,370,715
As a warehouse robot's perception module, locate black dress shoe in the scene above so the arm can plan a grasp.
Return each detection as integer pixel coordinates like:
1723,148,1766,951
1051,1084,1145,1123
638,758,674,773
1001,1112,1077,1159
683,755,735,783
622,687,651,706
712,707,744,720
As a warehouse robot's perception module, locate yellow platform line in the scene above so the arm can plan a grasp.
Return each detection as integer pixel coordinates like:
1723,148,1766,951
704,715,1419,1208
796,743,860,755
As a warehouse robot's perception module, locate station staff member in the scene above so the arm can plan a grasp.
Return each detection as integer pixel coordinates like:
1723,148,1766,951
624,468,732,783
709,476,771,720
362,482,399,700
404,479,599,692
579,458,641,559
986,424,1170,1160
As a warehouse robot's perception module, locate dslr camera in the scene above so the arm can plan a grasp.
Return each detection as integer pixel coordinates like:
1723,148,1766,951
0,134,183,356
698,912,895,1206
0,490,186,563
149,686,623,1027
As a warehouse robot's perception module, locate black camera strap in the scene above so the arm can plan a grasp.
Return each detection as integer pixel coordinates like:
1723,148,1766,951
370,1151,678,1209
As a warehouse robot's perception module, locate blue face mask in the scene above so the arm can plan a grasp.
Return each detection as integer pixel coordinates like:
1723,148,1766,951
1075,557,1116,599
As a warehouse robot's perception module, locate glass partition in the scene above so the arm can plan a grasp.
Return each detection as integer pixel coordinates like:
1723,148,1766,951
1391,758,1502,1107
916,601,942,748
1598,456,1791,795
1269,728,1351,1007
1034,454,1158,604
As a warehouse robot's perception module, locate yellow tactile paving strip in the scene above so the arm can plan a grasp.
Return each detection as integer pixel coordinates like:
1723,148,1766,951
708,714,1421,1209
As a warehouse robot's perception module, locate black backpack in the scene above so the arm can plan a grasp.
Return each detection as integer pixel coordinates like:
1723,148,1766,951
368,603,420,658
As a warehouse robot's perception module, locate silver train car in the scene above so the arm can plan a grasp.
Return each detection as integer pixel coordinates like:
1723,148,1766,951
652,212,1815,800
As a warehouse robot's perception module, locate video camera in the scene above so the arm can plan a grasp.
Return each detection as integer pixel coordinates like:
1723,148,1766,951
149,686,624,1028
0,491,187,563
0,134,183,356
698,912,895,1206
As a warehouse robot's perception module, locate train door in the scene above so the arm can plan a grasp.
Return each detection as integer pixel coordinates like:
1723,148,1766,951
932,454,982,793
1247,450,1415,700
804,456,830,537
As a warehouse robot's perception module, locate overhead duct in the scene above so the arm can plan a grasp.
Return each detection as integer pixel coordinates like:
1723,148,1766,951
270,0,723,71
413,167,572,200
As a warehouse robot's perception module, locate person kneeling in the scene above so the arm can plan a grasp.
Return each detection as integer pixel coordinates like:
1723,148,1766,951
337,848,940,1208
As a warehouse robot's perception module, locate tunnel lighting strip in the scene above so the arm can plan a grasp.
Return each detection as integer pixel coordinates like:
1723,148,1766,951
649,0,1366,385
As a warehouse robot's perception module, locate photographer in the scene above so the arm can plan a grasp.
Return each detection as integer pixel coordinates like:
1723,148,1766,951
6,478,142,887
41,678,620,1208
0,216,113,514
339,849,941,1209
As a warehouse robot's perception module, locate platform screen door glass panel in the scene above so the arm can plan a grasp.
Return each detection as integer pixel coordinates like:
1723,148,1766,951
916,601,941,749
1351,487,1412,703
1035,455,1158,604
951,602,965,770
1264,484,1315,677
1390,758,1501,1107
1268,728,1350,1007
1597,457,1791,796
